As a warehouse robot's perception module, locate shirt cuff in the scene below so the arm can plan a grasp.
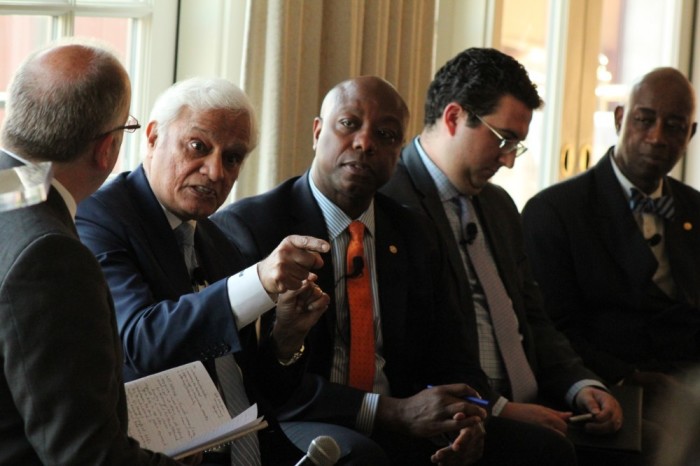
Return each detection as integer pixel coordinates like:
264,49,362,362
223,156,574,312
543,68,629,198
490,396,509,416
566,379,608,407
227,264,276,329
356,393,380,435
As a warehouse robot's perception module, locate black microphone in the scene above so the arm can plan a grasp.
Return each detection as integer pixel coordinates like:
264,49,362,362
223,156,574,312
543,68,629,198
294,435,341,466
191,267,208,290
333,256,365,287
647,233,662,247
347,256,364,278
460,222,478,246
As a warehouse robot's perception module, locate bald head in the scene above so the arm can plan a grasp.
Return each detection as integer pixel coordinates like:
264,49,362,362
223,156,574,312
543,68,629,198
319,76,409,133
630,67,695,115
613,67,697,193
2,43,131,163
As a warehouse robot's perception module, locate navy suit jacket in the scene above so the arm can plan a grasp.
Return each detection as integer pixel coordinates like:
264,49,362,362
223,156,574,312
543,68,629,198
522,149,700,383
76,165,301,408
0,152,177,465
381,142,600,404
211,172,485,427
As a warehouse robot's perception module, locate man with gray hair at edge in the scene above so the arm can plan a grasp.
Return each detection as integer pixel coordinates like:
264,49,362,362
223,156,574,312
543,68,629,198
0,42,187,465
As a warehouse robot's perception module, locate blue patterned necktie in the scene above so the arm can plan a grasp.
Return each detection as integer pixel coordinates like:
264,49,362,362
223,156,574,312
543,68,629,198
174,221,198,276
629,188,675,220
174,222,261,466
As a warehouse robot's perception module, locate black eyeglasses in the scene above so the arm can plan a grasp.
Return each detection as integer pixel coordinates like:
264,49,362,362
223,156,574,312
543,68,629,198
474,114,528,157
94,115,141,139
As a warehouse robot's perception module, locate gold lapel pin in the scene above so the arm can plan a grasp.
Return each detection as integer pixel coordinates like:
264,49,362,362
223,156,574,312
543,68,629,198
683,222,693,231
389,245,398,254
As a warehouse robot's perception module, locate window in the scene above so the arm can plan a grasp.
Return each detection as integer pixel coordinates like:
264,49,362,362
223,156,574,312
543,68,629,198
490,0,689,208
0,0,177,171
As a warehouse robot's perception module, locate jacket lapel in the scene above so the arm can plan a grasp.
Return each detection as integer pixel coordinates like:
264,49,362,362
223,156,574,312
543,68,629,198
126,165,193,294
373,197,408,353
663,180,700,306
0,150,23,170
400,145,473,306
593,152,657,288
290,173,338,338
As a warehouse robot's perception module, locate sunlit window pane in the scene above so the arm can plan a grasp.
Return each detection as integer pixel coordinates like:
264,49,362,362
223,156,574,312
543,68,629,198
76,0,146,3
75,16,135,172
492,0,550,210
0,15,52,107
74,16,131,71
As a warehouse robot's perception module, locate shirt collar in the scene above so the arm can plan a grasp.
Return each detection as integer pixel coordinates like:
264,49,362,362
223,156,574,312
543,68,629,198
308,173,375,241
413,136,462,202
159,203,196,231
610,151,664,200
50,178,77,220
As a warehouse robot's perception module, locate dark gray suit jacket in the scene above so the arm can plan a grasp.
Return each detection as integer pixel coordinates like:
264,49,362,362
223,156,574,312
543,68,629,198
381,142,600,404
522,149,700,383
0,151,178,465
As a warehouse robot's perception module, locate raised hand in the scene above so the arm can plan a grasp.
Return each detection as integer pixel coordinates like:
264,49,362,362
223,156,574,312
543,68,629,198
257,235,330,295
273,275,329,358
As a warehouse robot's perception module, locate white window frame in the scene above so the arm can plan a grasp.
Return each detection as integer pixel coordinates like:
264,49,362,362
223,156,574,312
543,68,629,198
0,0,178,170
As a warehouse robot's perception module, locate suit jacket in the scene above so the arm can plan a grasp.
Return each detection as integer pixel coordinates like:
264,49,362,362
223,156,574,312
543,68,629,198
522,149,700,383
380,142,600,404
76,165,302,409
211,172,484,427
0,151,177,465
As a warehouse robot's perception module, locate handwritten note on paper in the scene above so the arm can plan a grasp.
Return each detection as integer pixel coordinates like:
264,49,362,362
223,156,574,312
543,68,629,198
170,404,265,459
125,361,230,454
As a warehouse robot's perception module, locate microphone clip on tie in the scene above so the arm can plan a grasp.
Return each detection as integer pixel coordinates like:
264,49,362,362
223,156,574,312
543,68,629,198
460,222,478,246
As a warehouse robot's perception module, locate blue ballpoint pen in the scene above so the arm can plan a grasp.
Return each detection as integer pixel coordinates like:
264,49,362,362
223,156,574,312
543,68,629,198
426,385,490,407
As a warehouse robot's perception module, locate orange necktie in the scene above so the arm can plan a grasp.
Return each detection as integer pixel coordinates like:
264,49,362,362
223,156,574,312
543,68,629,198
346,220,375,391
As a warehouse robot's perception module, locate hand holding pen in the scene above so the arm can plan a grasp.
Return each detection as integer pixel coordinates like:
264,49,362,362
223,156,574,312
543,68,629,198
426,385,488,434
426,385,488,465
375,383,487,441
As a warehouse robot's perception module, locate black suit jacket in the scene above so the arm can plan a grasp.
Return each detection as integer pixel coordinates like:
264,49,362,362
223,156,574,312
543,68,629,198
522,149,700,383
0,152,178,465
211,172,484,426
381,141,600,404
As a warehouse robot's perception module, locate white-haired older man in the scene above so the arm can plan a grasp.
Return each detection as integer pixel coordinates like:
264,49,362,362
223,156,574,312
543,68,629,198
77,77,330,465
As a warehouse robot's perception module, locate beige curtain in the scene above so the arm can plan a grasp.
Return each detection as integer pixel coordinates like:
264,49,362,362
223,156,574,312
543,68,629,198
233,0,436,200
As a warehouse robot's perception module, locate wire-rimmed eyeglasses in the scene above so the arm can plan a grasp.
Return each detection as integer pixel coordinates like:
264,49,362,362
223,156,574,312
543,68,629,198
474,114,528,157
94,115,141,139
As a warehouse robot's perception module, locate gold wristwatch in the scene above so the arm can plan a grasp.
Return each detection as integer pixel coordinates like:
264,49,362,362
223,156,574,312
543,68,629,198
277,344,305,366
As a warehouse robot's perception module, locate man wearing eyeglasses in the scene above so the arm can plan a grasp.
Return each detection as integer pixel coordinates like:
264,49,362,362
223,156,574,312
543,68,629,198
0,42,189,465
381,48,624,461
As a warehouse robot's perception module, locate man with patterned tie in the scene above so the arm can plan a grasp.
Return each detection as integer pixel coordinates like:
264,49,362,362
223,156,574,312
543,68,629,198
522,67,700,406
381,48,623,457
213,75,580,466
76,77,331,466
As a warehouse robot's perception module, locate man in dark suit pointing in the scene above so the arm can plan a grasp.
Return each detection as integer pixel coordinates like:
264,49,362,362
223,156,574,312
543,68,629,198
77,77,330,465
213,75,578,465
